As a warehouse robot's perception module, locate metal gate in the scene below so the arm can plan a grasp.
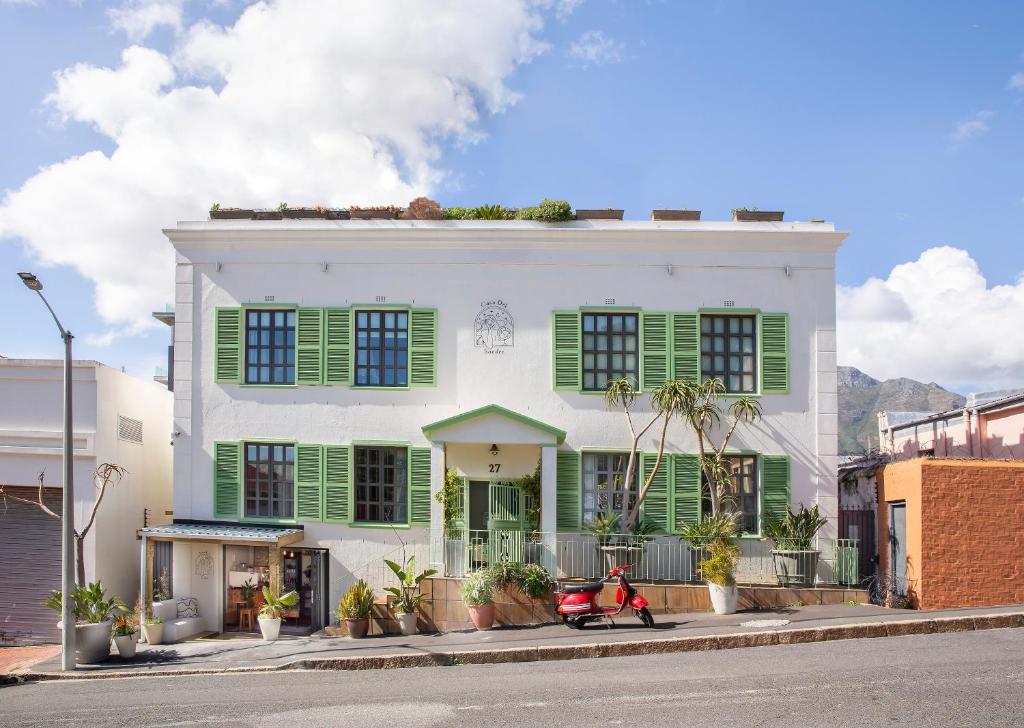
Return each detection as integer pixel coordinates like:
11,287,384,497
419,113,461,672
839,506,876,585
0,486,62,644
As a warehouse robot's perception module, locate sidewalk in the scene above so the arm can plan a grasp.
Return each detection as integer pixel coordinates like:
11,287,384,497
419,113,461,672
8,603,1024,681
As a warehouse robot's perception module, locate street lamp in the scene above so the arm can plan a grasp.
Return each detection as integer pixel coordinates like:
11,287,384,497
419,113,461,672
18,272,76,671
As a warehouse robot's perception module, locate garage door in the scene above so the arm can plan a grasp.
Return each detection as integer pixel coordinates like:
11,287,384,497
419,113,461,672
0,486,62,644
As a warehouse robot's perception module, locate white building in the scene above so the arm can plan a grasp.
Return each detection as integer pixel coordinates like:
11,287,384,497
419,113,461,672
148,215,846,636
0,359,173,643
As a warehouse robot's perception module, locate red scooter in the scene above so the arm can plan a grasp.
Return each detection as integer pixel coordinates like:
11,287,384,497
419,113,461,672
554,563,655,629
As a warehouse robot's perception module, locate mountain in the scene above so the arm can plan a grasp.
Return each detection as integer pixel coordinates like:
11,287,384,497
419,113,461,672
837,366,966,455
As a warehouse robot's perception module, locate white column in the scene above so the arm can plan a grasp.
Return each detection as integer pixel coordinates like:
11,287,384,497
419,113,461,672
540,445,558,535
429,440,445,566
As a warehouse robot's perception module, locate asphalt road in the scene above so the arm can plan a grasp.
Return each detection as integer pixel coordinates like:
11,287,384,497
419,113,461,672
2,628,1023,727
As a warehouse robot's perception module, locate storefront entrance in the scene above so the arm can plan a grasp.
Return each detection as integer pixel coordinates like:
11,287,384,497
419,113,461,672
223,544,270,634
280,548,328,634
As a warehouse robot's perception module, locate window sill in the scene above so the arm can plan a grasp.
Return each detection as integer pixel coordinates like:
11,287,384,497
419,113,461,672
349,522,414,530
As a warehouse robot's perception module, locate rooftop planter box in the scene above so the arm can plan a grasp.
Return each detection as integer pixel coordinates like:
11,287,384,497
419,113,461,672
324,209,350,220
575,209,624,220
254,210,283,220
210,208,254,220
651,209,701,221
281,207,325,219
732,209,784,222
350,207,401,220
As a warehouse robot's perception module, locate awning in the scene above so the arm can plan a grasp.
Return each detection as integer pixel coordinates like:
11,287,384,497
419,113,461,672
139,522,304,546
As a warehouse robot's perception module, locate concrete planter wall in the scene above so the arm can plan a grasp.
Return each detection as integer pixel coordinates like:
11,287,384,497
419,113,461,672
733,210,784,222
575,209,624,220
772,550,820,587
651,209,701,221
60,620,113,663
210,209,254,220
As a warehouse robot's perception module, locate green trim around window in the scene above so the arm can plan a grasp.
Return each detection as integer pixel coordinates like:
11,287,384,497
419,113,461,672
552,311,582,391
237,439,300,526
555,449,581,531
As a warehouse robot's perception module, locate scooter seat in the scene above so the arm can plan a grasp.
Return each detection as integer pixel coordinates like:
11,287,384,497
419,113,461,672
562,580,604,594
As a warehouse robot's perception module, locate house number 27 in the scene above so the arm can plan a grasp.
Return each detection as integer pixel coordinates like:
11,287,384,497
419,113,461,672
488,463,501,473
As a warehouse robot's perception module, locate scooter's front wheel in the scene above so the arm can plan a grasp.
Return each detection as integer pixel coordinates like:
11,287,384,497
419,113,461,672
635,606,655,628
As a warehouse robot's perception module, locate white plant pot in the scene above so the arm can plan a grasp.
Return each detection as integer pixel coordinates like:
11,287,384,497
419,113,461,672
258,616,281,641
113,633,139,659
61,619,113,663
142,622,164,645
396,612,418,636
708,582,737,615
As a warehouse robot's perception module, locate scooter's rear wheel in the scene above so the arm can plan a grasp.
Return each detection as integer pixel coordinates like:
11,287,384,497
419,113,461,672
636,606,655,628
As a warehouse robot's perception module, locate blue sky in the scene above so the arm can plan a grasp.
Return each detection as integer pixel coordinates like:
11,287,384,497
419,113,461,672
2,1,1023,391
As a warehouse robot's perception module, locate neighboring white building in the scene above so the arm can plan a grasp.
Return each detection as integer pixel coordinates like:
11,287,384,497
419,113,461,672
147,214,847,636
0,359,173,643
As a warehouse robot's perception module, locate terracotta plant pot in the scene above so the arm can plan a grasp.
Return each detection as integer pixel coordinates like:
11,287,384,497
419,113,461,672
732,210,784,222
575,209,624,220
467,603,495,630
210,208,254,220
651,209,701,221
113,633,138,659
396,612,418,636
345,618,370,638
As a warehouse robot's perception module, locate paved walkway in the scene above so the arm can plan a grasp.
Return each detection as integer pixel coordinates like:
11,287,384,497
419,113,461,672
13,603,1024,678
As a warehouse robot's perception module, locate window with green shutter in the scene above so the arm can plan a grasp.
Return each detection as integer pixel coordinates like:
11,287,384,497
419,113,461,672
214,309,243,384
552,311,581,390
556,449,581,530
671,313,700,385
323,445,352,523
760,313,789,393
409,309,438,387
640,312,670,390
295,444,323,521
761,455,791,530
213,441,241,519
295,308,324,385
639,452,671,532
324,308,352,385
408,447,432,526
671,453,701,531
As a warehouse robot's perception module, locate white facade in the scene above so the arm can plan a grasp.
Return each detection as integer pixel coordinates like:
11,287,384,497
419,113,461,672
165,219,846,620
0,359,173,605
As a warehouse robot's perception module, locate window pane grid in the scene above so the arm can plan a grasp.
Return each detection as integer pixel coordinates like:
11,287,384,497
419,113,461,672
700,314,756,393
245,309,296,384
354,446,407,523
582,313,638,392
244,442,294,519
355,310,409,387
582,452,638,526
701,455,758,533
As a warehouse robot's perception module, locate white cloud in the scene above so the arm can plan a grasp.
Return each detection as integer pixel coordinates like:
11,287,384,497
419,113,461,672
553,0,583,21
838,246,1024,390
1009,71,1024,90
0,0,549,333
949,110,994,146
108,0,185,41
567,29,623,67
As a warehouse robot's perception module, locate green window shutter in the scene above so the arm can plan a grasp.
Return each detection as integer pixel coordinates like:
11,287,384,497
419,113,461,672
408,447,432,526
295,308,324,385
409,309,438,387
323,445,352,523
640,452,671,532
556,449,581,531
761,313,789,393
671,313,700,385
213,441,241,519
761,455,791,529
214,308,243,384
295,443,323,522
672,454,701,531
640,312,670,390
324,308,352,385
552,311,581,390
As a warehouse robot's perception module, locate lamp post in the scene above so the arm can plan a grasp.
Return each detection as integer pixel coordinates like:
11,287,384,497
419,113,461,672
18,272,76,671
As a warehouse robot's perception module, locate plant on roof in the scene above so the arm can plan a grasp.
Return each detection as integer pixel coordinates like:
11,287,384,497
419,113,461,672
514,199,573,222
277,202,288,212
349,204,402,212
401,197,443,220
210,203,221,212
731,207,759,213
474,203,512,220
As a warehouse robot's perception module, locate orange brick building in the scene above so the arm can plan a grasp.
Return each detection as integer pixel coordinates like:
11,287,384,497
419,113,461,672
877,459,1024,609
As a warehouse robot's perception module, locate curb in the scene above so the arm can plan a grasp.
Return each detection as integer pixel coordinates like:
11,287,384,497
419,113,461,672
5,611,1023,684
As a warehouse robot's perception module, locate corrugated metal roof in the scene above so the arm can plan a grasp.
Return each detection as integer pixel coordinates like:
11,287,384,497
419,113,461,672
140,523,302,542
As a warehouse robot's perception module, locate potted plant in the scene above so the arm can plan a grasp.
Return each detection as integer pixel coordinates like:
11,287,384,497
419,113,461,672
240,578,257,606
763,504,828,587
45,581,125,663
731,207,784,222
257,587,299,641
585,512,656,575
462,569,496,630
679,512,742,615
383,555,437,636
336,579,375,638
281,205,325,219
651,209,701,221
112,613,139,658
209,203,254,220
349,205,402,220
142,616,164,645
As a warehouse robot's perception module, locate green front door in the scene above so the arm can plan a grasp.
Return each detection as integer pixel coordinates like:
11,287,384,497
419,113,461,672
488,481,525,563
